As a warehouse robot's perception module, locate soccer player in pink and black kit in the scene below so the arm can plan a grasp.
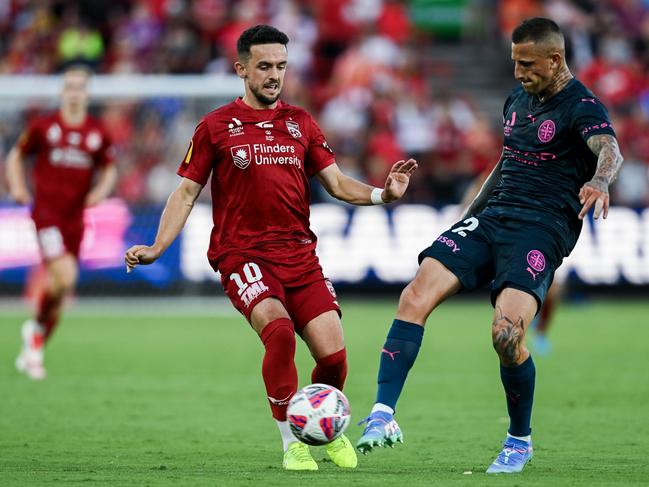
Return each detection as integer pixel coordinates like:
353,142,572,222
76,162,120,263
125,25,417,470
5,66,117,380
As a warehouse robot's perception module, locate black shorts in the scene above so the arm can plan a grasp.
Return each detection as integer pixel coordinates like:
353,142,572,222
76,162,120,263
418,213,565,310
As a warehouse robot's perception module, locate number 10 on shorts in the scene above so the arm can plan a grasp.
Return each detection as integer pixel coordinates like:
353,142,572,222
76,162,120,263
230,262,264,296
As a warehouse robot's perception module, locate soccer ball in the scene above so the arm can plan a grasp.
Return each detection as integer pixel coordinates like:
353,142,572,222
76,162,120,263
287,383,351,446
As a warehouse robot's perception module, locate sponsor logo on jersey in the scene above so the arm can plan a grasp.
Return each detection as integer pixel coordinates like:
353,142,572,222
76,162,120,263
581,122,612,136
228,117,244,137
252,143,302,169
49,147,93,168
504,145,557,167
504,111,516,136
323,141,334,153
46,123,62,144
265,130,274,142
286,120,302,138
230,144,251,169
537,119,556,143
255,120,274,128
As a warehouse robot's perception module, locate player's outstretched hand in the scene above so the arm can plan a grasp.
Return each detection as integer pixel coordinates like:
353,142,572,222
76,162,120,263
124,245,161,273
578,178,609,220
382,159,418,203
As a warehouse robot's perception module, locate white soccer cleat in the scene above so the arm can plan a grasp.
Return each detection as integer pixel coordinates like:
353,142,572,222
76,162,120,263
15,320,47,380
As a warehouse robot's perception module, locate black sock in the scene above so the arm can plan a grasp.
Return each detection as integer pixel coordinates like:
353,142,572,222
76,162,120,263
376,319,424,411
500,355,536,437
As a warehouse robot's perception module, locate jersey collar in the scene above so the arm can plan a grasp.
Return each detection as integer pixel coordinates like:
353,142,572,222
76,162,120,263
234,97,284,119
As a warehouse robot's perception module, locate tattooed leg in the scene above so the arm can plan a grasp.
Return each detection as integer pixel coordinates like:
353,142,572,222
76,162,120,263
492,307,528,366
491,288,537,439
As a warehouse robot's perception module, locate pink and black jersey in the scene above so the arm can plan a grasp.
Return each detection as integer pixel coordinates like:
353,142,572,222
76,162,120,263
487,79,615,254
177,98,336,272
18,112,115,225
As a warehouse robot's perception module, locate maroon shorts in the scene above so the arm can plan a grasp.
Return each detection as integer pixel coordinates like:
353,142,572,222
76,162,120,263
33,217,84,261
220,255,341,332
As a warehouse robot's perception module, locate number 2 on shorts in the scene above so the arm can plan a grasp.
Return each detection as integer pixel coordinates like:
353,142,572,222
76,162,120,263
451,217,479,237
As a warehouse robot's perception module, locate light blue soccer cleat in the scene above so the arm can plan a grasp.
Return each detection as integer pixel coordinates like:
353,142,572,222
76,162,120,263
532,333,552,356
486,436,533,473
356,411,403,454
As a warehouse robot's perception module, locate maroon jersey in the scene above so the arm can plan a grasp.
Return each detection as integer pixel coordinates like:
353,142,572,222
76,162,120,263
177,98,335,275
18,112,114,225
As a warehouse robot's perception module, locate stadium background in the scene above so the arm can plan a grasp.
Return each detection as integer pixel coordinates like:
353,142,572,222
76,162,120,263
1,0,648,297
1,2,649,485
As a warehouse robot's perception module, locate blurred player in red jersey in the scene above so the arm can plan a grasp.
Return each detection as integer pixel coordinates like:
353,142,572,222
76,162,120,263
5,66,117,380
125,25,417,470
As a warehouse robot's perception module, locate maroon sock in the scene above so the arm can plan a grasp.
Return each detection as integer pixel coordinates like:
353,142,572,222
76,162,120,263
311,348,348,391
260,318,298,421
36,292,62,341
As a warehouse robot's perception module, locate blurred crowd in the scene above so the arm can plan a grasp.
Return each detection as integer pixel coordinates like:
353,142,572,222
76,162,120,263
0,0,648,206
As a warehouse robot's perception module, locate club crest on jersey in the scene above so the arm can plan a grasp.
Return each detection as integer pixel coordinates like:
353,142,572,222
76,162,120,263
230,144,251,169
538,119,556,143
286,120,302,138
86,131,102,151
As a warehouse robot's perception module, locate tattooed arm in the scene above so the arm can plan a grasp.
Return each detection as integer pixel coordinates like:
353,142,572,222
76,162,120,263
578,134,624,220
461,154,503,219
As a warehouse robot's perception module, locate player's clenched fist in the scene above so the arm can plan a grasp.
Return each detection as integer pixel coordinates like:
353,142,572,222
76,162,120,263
124,245,161,272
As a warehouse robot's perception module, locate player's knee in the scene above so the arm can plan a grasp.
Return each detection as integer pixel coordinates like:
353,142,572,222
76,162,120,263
491,318,525,365
47,278,68,298
60,274,77,293
261,318,296,352
398,283,433,318
313,348,347,389
50,274,75,296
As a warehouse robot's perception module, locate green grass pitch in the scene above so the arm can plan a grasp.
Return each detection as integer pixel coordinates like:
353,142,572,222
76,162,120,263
1,297,648,486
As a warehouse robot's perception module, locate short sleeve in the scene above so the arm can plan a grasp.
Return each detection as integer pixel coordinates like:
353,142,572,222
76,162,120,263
571,97,616,142
304,114,335,177
177,121,215,186
16,120,42,155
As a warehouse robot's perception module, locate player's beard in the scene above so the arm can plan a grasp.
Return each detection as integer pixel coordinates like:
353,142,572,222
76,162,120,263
251,83,281,107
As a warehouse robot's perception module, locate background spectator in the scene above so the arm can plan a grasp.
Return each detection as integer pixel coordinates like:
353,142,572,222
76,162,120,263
0,0,647,208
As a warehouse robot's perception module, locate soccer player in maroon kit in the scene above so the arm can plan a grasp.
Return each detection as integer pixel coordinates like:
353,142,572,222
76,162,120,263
125,25,417,470
6,66,117,380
